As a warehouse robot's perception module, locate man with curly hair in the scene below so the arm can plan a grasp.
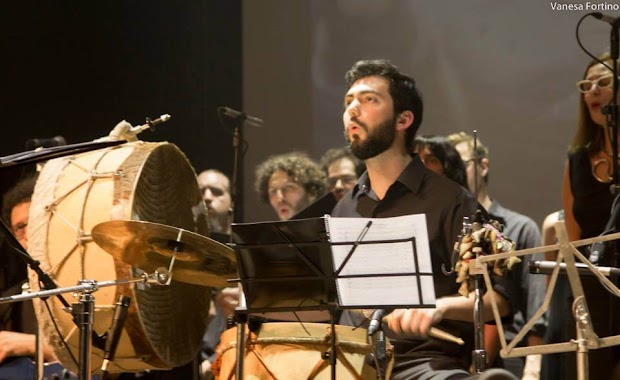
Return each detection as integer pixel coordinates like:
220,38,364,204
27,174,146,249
255,152,326,220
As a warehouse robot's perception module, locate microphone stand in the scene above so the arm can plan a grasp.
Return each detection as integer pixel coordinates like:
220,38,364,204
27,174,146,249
372,326,388,380
0,140,126,169
217,109,247,380
227,112,245,227
595,21,620,371
470,131,487,373
229,115,247,380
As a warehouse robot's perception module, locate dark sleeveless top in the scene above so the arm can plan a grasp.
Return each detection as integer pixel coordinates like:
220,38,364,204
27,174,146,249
564,148,620,379
569,147,613,240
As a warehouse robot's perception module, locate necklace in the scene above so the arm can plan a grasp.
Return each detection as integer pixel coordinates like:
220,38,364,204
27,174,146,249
592,151,620,183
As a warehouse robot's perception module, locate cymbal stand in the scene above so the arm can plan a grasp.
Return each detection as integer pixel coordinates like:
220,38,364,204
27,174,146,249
0,276,150,380
161,228,185,285
73,280,96,378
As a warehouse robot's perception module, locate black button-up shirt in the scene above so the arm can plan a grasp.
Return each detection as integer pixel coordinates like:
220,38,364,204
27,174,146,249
332,155,512,365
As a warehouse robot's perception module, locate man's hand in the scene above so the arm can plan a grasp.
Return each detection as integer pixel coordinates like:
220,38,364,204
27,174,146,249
385,307,444,339
0,331,36,363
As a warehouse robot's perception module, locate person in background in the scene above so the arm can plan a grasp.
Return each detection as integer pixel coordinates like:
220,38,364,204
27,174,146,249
561,51,620,379
196,169,238,380
319,146,364,201
447,131,546,379
197,169,232,236
254,152,326,220
413,135,467,188
0,175,57,377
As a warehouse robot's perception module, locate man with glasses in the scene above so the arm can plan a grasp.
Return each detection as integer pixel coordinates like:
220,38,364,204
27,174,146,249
447,131,546,379
0,175,58,375
319,147,364,201
254,152,326,220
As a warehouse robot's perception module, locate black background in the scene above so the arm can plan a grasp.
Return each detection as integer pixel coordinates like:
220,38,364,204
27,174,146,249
0,1,241,206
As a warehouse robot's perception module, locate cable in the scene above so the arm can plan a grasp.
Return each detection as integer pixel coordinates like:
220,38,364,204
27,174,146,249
43,298,79,368
576,13,613,72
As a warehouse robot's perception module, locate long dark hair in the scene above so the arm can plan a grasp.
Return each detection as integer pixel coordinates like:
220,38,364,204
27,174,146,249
571,52,615,154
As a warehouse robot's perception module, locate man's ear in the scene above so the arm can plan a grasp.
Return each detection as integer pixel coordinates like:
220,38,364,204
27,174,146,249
396,110,414,132
480,157,489,178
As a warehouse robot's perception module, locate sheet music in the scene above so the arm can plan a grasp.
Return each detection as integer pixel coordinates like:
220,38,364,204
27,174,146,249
326,214,436,307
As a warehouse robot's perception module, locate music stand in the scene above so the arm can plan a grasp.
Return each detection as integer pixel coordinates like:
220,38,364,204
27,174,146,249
470,221,620,380
230,214,436,379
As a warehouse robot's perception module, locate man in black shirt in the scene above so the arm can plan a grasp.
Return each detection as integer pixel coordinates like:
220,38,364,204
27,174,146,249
332,59,514,379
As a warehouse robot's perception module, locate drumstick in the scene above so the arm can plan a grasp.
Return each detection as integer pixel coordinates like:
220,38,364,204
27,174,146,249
428,327,464,346
383,315,465,346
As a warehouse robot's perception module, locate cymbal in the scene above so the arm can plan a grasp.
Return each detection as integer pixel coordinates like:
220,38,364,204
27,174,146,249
91,220,237,287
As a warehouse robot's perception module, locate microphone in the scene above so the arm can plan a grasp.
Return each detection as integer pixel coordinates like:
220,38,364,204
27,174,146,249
589,241,606,264
100,295,131,379
128,114,171,134
218,106,263,127
529,260,620,277
592,12,620,26
368,309,387,336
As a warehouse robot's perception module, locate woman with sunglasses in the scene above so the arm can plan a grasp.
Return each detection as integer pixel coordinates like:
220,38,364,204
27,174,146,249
560,51,620,379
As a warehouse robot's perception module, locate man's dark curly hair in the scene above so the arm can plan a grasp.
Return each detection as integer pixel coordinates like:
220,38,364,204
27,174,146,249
255,152,327,203
319,147,365,177
345,59,424,152
2,175,38,225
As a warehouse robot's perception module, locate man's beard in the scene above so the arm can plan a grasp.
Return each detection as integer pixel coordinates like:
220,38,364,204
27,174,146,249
345,116,397,160
207,212,230,234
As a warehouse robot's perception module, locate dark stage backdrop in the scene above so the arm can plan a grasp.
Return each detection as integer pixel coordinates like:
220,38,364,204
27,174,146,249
1,1,241,218
243,0,620,226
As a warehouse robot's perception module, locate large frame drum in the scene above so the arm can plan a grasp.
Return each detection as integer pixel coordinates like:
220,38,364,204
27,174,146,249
27,141,211,373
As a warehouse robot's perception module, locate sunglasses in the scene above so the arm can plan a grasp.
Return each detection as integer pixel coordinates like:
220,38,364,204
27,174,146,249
576,73,615,93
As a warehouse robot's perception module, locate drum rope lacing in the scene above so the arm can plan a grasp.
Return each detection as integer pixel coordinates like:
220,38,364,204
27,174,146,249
43,147,122,305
